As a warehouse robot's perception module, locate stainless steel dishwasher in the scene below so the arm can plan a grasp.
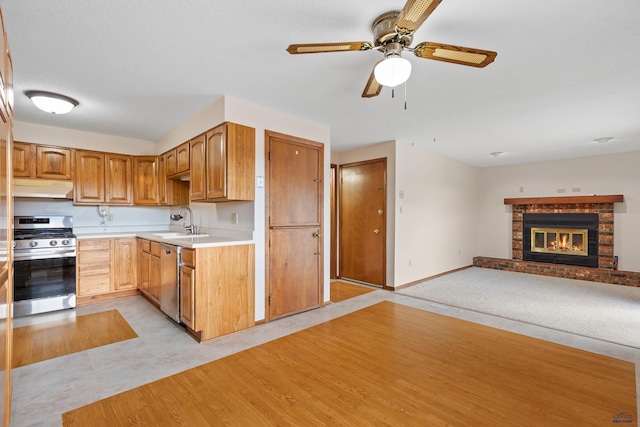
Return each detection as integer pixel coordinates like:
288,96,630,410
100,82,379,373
160,244,181,323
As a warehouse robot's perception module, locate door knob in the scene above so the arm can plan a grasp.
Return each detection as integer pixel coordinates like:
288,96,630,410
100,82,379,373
312,232,322,238
373,229,380,234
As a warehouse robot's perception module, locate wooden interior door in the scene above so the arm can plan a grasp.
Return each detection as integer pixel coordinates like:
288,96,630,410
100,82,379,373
339,158,386,286
266,131,323,320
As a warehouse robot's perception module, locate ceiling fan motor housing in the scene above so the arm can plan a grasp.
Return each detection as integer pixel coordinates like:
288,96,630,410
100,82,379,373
372,11,413,47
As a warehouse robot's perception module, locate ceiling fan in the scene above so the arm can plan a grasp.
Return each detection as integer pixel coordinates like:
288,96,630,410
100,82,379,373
286,0,497,98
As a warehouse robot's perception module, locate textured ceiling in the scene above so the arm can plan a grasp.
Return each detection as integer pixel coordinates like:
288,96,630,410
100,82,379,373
2,0,639,167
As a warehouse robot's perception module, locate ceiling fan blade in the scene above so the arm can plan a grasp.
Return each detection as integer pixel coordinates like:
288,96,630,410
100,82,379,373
362,64,382,98
287,42,373,54
395,0,444,33
413,42,497,68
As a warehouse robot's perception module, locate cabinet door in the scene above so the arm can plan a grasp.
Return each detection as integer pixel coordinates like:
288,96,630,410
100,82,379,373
149,254,161,304
137,244,150,295
176,141,190,174
133,156,159,205
74,150,105,204
12,141,35,178
205,124,226,199
105,153,133,205
36,145,72,180
158,153,168,205
165,149,177,176
189,134,206,200
179,265,195,329
113,238,137,290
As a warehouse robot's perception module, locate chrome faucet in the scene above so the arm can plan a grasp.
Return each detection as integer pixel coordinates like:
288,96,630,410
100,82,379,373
174,206,199,234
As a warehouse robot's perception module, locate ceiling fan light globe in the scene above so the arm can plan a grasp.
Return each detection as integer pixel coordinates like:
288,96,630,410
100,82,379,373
374,56,412,87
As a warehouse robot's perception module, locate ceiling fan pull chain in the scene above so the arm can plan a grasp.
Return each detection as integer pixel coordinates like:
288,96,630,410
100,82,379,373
404,81,408,110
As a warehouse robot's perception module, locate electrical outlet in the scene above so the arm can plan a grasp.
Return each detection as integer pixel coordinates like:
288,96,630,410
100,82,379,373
231,212,239,224
108,214,113,222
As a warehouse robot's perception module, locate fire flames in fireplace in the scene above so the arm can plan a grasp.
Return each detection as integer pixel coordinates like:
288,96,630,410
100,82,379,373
531,228,588,256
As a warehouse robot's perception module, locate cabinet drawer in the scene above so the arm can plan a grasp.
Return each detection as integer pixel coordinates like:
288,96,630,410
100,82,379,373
78,274,111,295
139,239,151,253
150,241,161,257
78,250,110,265
78,239,111,251
181,248,195,267
78,260,110,276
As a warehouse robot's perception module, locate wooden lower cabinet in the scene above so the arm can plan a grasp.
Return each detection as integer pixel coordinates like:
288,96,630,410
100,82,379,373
179,264,195,329
77,237,138,303
149,243,161,304
137,242,150,295
183,244,255,342
137,238,161,305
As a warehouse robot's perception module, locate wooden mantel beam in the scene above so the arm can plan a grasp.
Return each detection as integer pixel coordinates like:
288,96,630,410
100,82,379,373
504,195,624,205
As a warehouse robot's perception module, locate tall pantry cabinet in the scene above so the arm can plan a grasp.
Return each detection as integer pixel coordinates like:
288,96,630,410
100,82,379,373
0,5,14,425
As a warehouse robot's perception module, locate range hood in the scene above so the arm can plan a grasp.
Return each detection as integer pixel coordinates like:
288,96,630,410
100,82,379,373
13,178,74,199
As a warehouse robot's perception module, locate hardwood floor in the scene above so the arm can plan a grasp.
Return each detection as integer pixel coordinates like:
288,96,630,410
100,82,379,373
13,310,137,368
62,302,636,426
330,280,376,302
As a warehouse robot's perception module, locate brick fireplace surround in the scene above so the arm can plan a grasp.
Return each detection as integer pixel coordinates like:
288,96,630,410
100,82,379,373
473,195,640,288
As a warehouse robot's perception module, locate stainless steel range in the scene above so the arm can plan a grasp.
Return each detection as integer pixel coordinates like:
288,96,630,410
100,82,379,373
13,215,77,317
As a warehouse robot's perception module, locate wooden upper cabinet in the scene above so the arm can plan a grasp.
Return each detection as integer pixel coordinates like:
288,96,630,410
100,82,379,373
36,145,72,180
176,141,190,174
133,156,159,205
158,153,168,205
12,141,35,178
205,125,226,199
165,148,177,176
13,142,73,181
190,134,206,201
74,150,105,204
189,122,255,203
159,152,189,206
105,153,133,205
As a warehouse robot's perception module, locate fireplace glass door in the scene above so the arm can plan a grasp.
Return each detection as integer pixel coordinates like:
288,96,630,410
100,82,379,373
531,228,588,256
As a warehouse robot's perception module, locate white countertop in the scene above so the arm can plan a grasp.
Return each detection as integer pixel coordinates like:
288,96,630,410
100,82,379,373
75,230,254,248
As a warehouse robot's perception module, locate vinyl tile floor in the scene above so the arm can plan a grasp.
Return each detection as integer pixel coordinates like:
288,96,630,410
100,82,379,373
11,291,640,427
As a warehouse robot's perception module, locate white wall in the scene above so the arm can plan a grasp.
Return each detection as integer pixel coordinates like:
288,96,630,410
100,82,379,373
14,121,156,155
394,141,480,286
13,199,169,234
477,151,640,272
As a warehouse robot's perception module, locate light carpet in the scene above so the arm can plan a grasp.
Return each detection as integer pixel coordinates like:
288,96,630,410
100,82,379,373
397,267,640,348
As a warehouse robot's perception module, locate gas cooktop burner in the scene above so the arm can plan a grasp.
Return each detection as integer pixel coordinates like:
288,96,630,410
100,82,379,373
14,231,76,240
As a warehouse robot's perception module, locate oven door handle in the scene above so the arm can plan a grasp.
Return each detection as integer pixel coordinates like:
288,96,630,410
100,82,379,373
13,249,77,261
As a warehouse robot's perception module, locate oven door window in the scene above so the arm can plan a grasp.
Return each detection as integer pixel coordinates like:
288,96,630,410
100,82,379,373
13,257,76,302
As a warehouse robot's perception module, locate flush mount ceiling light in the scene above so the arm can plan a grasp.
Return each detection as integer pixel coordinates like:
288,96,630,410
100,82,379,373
25,90,79,114
374,43,412,88
593,137,613,144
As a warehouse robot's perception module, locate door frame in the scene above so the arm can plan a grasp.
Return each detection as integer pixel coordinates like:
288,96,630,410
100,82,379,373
264,130,324,323
338,157,387,287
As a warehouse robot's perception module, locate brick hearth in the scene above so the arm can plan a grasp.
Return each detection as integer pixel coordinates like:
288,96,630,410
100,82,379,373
473,256,640,287
473,195,639,288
